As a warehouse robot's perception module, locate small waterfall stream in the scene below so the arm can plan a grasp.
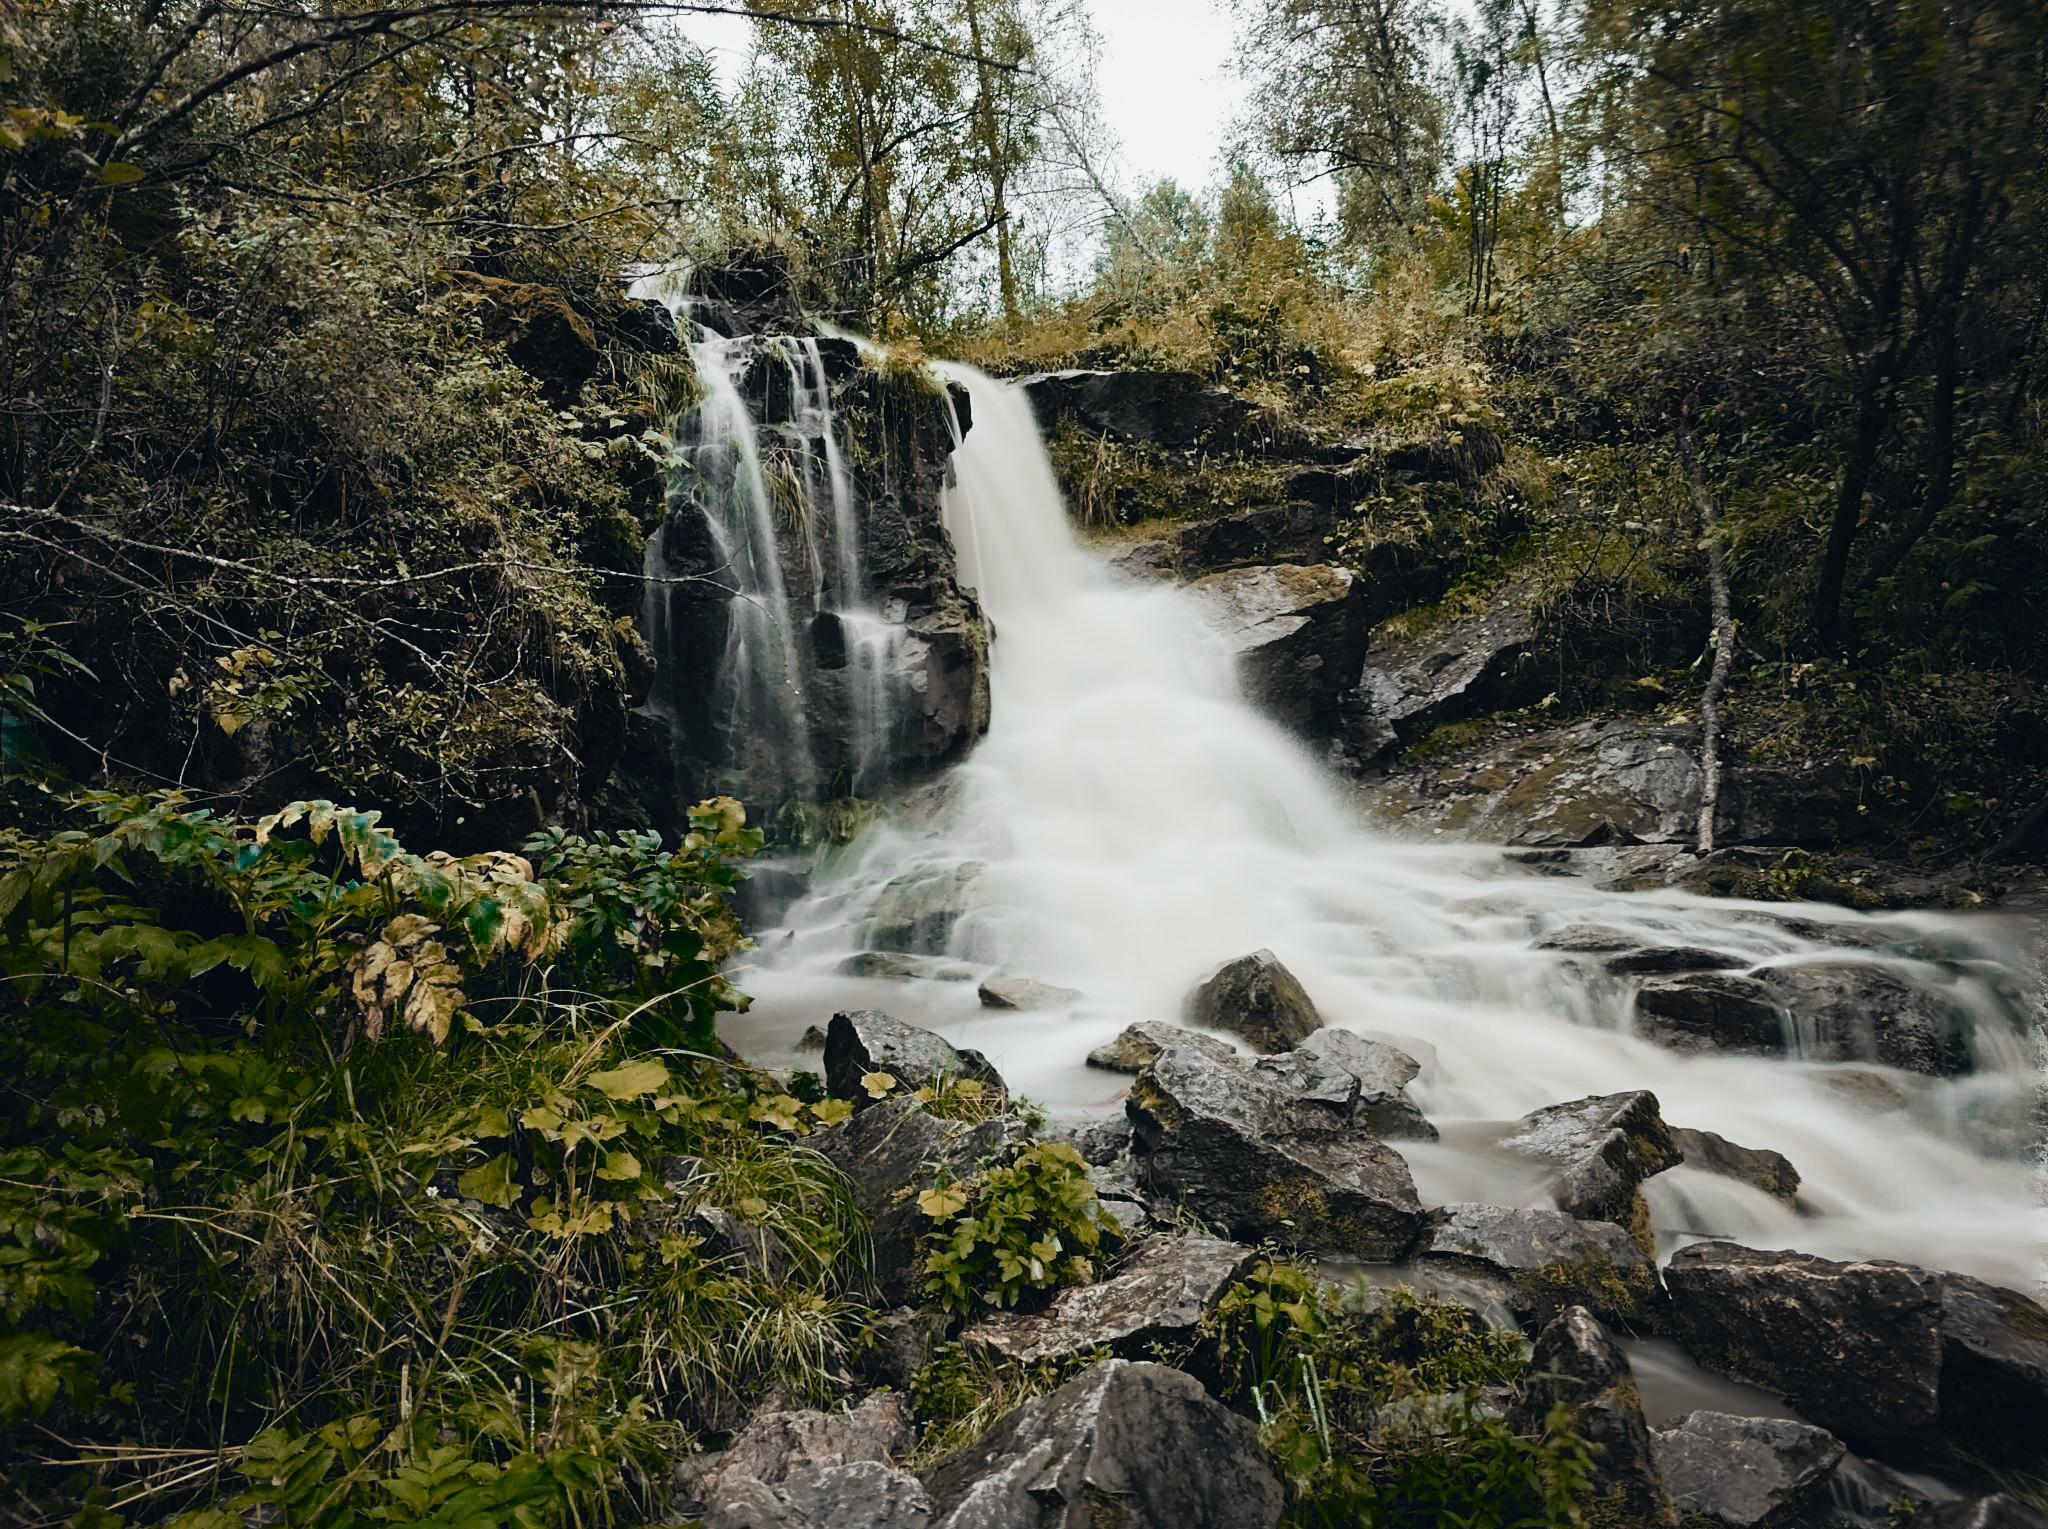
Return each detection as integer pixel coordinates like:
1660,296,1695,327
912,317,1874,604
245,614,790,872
737,362,2045,1296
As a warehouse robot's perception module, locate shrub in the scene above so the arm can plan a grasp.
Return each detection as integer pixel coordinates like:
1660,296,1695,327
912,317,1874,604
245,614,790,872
916,1141,1120,1316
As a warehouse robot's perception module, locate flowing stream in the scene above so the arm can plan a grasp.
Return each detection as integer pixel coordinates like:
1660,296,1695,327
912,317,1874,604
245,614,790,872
733,362,2045,1297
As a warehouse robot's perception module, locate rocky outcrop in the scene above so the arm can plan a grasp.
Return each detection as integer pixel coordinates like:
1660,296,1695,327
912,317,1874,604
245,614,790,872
1416,1204,1663,1329
1650,1411,1846,1529
1344,578,1544,765
1670,1127,1801,1204
678,1394,920,1526
823,1010,1004,1106
1755,961,1973,1076
448,272,600,402
1663,1242,2048,1472
960,1236,1256,1367
1633,973,1787,1057
1125,1037,1424,1259
700,1460,932,1528
1020,369,1261,450
1184,949,1324,1052
1185,564,1367,734
977,975,1083,1011
864,862,986,955
1500,1091,1682,1252
1510,1307,1676,1527
811,1095,1031,1302
1250,1028,1437,1140
920,1360,1284,1528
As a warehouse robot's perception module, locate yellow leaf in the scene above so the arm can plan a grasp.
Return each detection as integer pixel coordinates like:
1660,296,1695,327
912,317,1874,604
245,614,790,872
586,1059,669,1099
861,1071,899,1099
917,1186,968,1219
456,1154,519,1208
596,1149,642,1182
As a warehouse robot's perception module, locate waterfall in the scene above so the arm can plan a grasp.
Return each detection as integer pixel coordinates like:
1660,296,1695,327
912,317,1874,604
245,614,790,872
743,361,2044,1293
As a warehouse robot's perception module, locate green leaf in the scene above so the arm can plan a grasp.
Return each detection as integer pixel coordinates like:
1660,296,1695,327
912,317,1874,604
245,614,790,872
0,1331,96,1420
455,1154,519,1208
584,1059,668,1099
97,160,144,185
595,1149,641,1182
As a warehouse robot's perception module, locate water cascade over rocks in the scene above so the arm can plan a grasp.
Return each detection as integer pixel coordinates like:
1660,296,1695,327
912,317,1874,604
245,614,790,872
728,360,2041,1293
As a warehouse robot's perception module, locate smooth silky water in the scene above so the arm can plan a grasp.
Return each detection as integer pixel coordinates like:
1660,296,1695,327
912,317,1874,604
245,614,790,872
729,362,2046,1303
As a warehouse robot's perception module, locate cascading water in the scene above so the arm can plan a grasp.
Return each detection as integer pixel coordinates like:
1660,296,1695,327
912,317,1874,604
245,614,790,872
742,361,2045,1295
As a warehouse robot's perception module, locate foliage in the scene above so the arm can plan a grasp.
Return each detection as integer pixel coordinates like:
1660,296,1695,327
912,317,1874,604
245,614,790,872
916,1140,1119,1315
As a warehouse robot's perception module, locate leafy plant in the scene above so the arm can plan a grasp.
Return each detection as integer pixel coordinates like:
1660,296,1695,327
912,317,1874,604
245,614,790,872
917,1141,1119,1316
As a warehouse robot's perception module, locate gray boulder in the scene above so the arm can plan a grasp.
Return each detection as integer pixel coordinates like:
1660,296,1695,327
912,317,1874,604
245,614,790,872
961,1236,1257,1367
1251,1028,1437,1139
1510,1307,1676,1527
1915,1499,2048,1529
1500,1091,1682,1252
1185,563,1366,735
1633,973,1788,1057
1018,368,1259,449
1756,962,1973,1076
811,1096,1031,1302
977,975,1083,1011
864,862,986,955
1664,1242,2048,1472
1650,1411,1845,1529
1417,1204,1662,1329
837,951,978,983
1087,1022,1232,1074
680,1394,917,1521
1058,1113,1135,1167
1184,949,1324,1053
1670,1126,1801,1204
1350,577,1542,762
701,1460,933,1528
824,1011,1005,1108
921,1360,1284,1528
1126,1039,1424,1259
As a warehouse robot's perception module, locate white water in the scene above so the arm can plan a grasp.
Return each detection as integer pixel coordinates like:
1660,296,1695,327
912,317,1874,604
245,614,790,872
740,364,2045,1295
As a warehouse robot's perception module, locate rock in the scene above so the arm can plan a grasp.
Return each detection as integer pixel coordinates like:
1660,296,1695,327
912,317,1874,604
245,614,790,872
690,240,808,337
448,272,598,400
977,975,1083,1011
1756,962,1973,1076
1060,1113,1134,1166
1086,1021,1224,1074
1633,973,1788,1057
1019,368,1260,449
1607,945,1748,975
961,1236,1257,1367
865,862,987,956
1534,923,1641,955
679,1393,915,1515
797,1025,827,1051
1185,563,1367,735
1663,1242,2048,1471
1086,1159,1161,1236
1126,1038,1424,1259
701,1459,933,1528
1417,1204,1662,1329
1670,1127,1801,1204
1812,1067,1911,1113
824,1011,1005,1108
862,1307,953,1391
692,1207,797,1282
1511,1307,1676,1527
1251,1028,1437,1139
811,1096,1031,1302
838,951,978,983
920,1360,1284,1528
1184,949,1324,1053
1500,1091,1682,1252
1349,577,1543,762
1650,1411,1846,1529
1915,1498,2048,1529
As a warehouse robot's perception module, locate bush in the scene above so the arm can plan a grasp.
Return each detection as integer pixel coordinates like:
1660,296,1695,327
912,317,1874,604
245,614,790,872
916,1141,1120,1316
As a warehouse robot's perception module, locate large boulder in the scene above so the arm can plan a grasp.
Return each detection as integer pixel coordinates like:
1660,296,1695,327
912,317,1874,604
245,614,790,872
1755,962,1973,1076
1633,974,1788,1058
1500,1091,1682,1253
864,862,987,955
1347,578,1543,763
701,1460,932,1528
1650,1411,1846,1529
1510,1307,1676,1527
1915,1499,2048,1529
1250,1028,1437,1140
1019,369,1260,449
1126,1039,1424,1259
678,1394,920,1525
1663,1242,2048,1472
1184,949,1324,1053
1087,1021,1221,1074
810,1096,1031,1302
1185,563,1367,734
961,1235,1257,1367
1417,1204,1662,1330
1670,1127,1801,1205
823,1010,1005,1107
977,975,1083,1011
921,1360,1284,1528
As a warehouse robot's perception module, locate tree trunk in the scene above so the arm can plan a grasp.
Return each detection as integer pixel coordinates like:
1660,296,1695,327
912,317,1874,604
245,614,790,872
1678,414,1736,853
963,0,1019,325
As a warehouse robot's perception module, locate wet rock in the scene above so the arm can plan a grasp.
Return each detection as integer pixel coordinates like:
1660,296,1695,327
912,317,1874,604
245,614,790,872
1349,578,1543,762
1184,949,1324,1053
679,1393,916,1518
797,1025,827,1052
1417,1204,1662,1329
977,975,1083,1011
1670,1127,1801,1204
701,1459,933,1528
1608,946,1748,976
1087,1159,1162,1236
1812,1067,1911,1113
1060,1113,1135,1166
1663,1242,2048,1471
1510,1307,1676,1527
811,1096,1031,1302
1633,973,1788,1058
1251,1028,1437,1139
1186,563,1367,735
824,1011,1005,1108
838,951,978,983
1756,962,1973,1077
864,862,986,955
1650,1410,1845,1529
1019,368,1260,449
1536,923,1645,955
1915,1498,2048,1529
1126,1039,1425,1259
1086,1021,1225,1074
961,1236,1257,1367
1501,1091,1682,1252
920,1359,1284,1528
